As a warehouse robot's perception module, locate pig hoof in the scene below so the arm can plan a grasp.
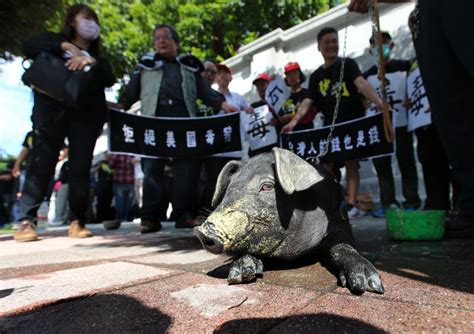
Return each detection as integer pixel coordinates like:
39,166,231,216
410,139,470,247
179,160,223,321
228,254,263,284
331,244,384,295
338,265,384,295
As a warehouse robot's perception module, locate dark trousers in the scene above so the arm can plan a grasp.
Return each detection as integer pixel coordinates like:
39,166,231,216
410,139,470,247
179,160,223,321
141,157,201,222
416,125,451,210
19,93,103,222
95,179,114,223
372,126,421,209
200,157,233,209
415,0,474,215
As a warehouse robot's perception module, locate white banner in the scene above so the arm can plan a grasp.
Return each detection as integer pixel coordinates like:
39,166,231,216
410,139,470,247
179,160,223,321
241,105,278,151
406,67,431,131
265,75,291,113
367,71,407,128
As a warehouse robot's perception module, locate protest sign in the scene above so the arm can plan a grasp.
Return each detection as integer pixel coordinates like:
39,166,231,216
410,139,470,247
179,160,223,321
241,104,278,151
108,109,241,158
265,75,291,114
280,113,393,162
367,71,407,127
406,67,431,131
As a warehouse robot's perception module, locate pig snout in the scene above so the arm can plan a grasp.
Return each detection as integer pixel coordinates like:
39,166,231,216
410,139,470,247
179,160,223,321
194,223,224,254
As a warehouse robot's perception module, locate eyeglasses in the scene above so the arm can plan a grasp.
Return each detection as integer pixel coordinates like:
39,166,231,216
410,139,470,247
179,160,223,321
204,68,217,75
154,34,173,42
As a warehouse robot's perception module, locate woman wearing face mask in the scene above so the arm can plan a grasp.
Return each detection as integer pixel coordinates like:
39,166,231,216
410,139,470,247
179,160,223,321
14,4,115,242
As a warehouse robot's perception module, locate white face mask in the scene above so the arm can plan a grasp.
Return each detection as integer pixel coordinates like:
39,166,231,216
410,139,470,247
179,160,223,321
76,17,100,40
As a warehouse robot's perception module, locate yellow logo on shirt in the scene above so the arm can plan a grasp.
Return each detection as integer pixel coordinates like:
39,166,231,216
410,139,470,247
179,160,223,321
319,79,350,97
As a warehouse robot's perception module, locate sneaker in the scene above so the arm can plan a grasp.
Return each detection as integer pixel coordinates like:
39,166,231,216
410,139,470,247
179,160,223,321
140,220,162,234
14,220,39,242
68,220,92,238
347,205,366,219
372,208,386,218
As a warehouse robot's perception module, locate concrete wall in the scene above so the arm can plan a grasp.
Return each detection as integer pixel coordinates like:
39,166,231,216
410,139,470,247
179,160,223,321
222,3,416,104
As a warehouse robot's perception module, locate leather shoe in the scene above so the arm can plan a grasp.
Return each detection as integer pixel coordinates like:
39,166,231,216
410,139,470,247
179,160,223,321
140,220,162,234
14,220,39,242
175,216,201,229
68,220,93,238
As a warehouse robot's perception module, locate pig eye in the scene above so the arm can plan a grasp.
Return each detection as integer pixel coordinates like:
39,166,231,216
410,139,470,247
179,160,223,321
260,182,274,192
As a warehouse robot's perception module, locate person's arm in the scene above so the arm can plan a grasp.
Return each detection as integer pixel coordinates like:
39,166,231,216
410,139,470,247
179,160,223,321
348,0,412,13
22,32,68,59
196,75,237,113
354,76,384,111
22,31,97,72
0,174,13,182
281,98,313,133
12,147,29,177
117,71,142,110
238,94,253,114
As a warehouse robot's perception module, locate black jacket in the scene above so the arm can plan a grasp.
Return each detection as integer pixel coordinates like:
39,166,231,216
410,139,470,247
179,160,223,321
22,32,116,114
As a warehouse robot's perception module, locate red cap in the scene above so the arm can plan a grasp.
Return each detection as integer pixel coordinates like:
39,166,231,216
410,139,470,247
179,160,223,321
284,62,301,74
252,73,270,84
217,64,232,75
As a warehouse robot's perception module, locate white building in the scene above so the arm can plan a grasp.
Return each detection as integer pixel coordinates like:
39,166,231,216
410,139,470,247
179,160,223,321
222,3,416,104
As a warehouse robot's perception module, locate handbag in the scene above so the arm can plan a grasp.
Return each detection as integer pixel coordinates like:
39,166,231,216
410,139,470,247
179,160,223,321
22,51,94,106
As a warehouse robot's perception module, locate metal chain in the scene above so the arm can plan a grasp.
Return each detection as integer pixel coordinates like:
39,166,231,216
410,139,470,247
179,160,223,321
310,13,349,165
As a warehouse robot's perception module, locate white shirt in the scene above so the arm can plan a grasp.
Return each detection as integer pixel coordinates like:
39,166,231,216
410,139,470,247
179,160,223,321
224,91,249,112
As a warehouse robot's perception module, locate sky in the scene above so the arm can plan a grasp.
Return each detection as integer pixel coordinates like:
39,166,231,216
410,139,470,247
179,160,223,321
0,58,33,157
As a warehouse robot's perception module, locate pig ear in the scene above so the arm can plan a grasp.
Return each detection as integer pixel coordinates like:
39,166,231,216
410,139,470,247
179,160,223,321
212,160,242,207
272,147,323,195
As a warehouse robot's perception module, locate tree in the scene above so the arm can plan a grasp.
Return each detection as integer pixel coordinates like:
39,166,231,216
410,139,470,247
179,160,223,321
0,0,65,59
2,0,332,76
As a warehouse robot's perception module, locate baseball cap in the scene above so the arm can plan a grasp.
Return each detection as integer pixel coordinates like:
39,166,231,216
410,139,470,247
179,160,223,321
252,73,270,84
217,64,232,75
284,62,301,74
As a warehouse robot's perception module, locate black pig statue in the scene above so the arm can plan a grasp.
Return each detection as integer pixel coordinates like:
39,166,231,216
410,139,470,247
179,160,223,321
195,147,384,295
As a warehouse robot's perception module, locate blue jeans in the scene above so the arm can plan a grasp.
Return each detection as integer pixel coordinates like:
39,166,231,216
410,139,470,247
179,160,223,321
113,183,135,222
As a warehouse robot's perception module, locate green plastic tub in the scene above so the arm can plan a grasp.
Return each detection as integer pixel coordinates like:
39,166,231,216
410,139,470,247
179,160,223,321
386,210,446,241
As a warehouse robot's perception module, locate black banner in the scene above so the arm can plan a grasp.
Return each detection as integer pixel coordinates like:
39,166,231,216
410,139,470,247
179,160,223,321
108,109,242,158
280,113,393,162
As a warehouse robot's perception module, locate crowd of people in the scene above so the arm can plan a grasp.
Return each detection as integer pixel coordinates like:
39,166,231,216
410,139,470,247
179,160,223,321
1,0,472,243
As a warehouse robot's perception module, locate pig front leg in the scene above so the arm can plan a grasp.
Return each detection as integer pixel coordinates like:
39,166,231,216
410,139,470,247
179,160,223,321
328,243,384,295
320,223,384,295
228,254,263,284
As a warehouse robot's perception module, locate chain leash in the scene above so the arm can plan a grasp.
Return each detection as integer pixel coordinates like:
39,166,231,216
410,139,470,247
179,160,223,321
309,13,349,165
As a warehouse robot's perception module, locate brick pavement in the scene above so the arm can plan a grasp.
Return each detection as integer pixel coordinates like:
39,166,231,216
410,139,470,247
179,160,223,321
0,219,473,333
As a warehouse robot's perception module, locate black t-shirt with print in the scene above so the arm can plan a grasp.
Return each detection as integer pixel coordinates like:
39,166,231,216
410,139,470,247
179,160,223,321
21,131,34,150
308,57,365,125
280,88,315,130
279,89,306,116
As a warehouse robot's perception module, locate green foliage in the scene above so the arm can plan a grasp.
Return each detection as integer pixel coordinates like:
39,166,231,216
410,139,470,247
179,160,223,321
2,0,331,76
0,0,65,58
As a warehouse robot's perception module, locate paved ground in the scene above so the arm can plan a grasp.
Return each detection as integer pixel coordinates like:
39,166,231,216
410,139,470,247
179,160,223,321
0,217,473,333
